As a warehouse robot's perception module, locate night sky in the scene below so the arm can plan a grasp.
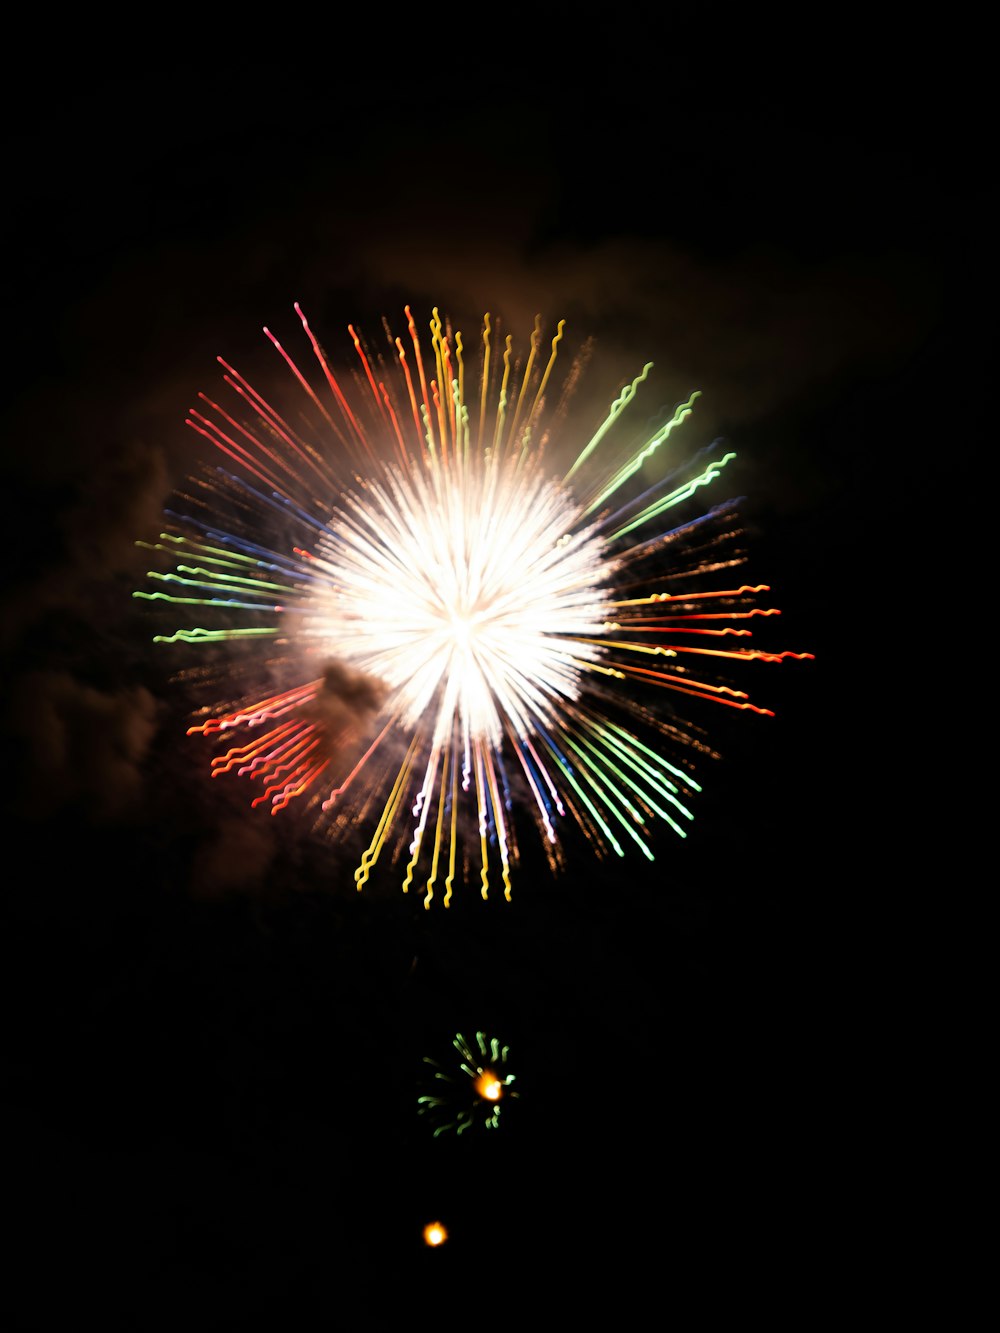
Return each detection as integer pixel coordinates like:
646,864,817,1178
2,57,971,1325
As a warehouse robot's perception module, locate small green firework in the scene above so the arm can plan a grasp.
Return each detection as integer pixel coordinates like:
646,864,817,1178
417,1031,518,1136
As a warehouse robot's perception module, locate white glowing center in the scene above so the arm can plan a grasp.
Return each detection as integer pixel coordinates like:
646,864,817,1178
309,454,612,746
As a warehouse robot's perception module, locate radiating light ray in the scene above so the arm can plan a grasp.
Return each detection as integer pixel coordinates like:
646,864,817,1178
137,305,812,903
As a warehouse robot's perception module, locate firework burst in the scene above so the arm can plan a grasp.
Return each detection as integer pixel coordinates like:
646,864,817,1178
136,304,811,903
418,1031,517,1136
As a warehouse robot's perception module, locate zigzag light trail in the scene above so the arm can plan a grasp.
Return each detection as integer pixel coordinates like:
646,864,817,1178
136,304,812,906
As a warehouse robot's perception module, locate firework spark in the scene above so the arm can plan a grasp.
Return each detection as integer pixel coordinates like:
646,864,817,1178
422,1221,448,1247
418,1031,517,1136
136,304,811,903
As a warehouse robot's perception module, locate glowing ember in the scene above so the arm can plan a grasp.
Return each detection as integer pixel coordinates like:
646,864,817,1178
423,1221,448,1247
473,1071,503,1102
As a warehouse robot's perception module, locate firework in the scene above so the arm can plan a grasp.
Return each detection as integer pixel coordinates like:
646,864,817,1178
417,1031,517,1136
136,304,811,903
422,1221,448,1247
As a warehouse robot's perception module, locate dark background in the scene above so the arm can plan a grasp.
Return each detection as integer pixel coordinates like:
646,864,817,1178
1,52,972,1325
